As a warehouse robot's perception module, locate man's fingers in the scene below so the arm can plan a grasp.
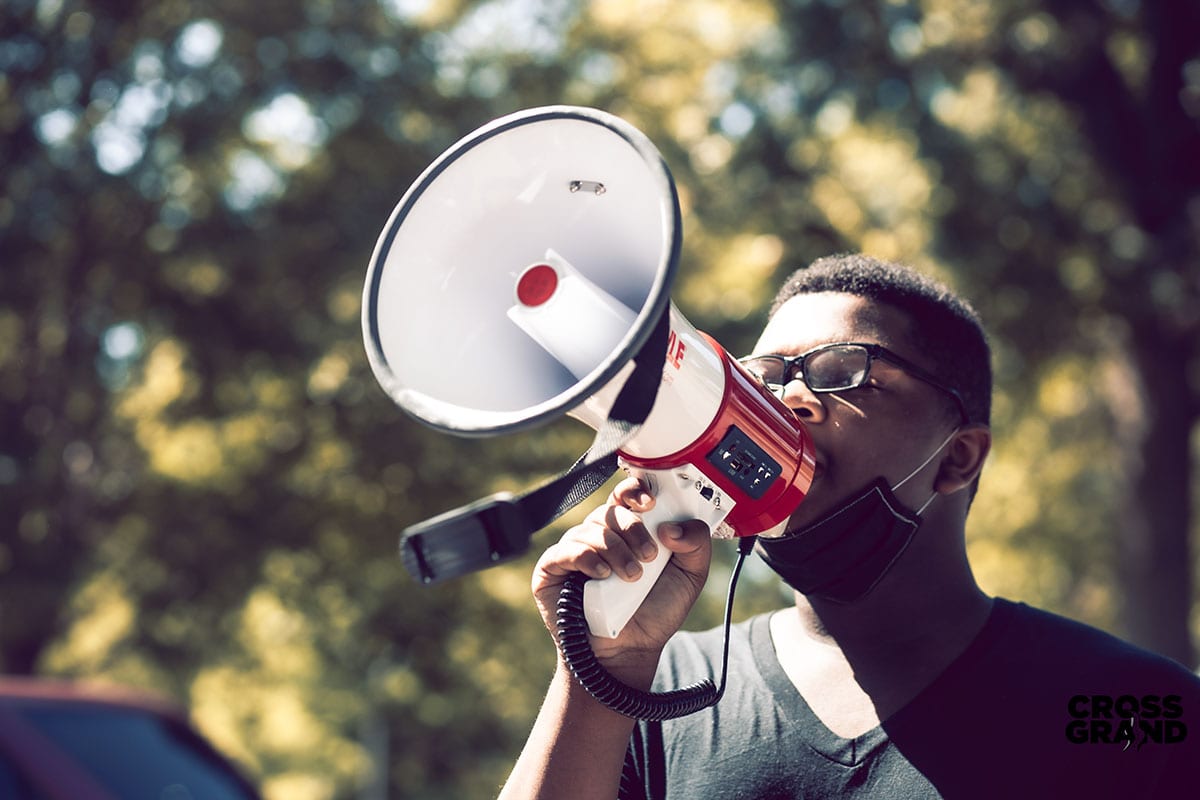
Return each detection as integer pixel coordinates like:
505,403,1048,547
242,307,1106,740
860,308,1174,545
535,514,650,586
535,538,613,581
600,504,659,567
657,519,710,553
612,478,655,513
654,519,711,579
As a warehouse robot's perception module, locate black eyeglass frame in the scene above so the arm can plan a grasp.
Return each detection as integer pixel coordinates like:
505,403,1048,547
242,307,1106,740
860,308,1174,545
738,342,971,425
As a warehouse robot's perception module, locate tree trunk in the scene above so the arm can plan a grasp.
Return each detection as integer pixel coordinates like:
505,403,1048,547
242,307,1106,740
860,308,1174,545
1114,321,1195,666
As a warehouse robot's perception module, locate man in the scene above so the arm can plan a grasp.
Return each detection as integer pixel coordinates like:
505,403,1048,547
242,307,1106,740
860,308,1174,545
499,254,1200,799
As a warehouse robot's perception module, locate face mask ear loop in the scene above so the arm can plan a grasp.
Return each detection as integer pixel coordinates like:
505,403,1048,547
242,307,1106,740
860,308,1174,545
890,427,961,493
914,491,939,516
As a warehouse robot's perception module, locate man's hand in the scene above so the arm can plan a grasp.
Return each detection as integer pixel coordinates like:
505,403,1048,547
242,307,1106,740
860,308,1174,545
531,476,712,680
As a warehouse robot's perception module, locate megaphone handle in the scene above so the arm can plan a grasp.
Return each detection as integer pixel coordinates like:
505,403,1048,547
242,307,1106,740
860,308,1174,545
582,466,733,638
556,533,757,721
581,504,675,639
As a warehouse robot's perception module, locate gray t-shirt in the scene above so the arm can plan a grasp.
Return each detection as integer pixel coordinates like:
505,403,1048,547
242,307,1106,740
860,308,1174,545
620,599,1200,799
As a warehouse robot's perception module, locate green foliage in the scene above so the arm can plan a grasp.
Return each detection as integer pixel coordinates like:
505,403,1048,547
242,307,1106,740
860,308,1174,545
3,0,1197,797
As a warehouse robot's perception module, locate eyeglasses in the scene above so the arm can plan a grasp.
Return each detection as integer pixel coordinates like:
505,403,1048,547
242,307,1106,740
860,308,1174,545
739,342,970,424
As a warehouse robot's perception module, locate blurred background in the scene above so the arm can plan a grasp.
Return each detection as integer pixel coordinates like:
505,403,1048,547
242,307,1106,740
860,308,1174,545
3,0,1198,796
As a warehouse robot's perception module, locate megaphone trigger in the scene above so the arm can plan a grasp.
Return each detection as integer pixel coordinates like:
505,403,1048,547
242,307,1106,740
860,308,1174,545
582,464,736,639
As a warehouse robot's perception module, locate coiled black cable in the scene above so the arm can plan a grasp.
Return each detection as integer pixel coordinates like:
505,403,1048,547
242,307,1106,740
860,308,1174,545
555,537,756,721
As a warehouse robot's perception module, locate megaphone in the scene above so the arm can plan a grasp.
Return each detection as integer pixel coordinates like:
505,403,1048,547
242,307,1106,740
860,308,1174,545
363,106,816,642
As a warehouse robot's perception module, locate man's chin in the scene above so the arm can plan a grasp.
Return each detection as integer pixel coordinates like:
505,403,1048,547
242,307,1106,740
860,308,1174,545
766,505,827,539
769,482,854,538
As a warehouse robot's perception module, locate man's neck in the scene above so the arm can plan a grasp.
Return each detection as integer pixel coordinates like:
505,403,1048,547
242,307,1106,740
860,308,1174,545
771,556,994,732
796,510,993,660
793,580,993,663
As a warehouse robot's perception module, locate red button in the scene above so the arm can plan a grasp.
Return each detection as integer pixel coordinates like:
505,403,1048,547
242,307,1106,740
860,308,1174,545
516,264,558,307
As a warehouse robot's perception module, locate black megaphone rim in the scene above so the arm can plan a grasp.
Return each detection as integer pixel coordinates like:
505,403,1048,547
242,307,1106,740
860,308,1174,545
362,105,682,437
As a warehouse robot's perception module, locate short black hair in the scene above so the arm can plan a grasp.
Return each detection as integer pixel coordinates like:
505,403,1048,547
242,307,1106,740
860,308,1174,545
771,254,991,426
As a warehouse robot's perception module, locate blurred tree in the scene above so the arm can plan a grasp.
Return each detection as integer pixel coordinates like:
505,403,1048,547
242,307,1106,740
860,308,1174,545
746,0,1200,663
563,0,1199,667
610,0,1200,663
2,0,581,795
3,0,1197,797
991,0,1200,667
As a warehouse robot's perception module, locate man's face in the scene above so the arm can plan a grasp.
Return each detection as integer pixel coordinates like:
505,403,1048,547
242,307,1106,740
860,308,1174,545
751,291,960,532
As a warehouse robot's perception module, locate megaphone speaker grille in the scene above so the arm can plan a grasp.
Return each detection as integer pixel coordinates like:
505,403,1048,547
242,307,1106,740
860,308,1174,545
363,106,681,436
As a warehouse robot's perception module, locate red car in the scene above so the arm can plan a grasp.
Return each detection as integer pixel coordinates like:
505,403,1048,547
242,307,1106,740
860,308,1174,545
0,677,262,799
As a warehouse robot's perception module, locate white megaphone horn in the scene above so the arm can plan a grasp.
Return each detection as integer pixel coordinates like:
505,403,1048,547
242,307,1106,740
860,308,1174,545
363,106,815,641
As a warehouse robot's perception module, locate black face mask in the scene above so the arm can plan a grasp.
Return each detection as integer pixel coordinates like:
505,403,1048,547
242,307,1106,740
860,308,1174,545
756,477,923,603
756,428,957,604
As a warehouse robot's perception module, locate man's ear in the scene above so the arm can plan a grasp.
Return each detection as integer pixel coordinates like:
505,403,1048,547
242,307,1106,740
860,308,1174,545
935,424,991,495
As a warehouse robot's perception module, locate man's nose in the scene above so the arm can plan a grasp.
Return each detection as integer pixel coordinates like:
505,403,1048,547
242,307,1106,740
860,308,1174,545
777,378,827,423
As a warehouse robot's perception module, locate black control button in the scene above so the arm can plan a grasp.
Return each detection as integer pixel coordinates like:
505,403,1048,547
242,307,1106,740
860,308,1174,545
705,425,781,500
